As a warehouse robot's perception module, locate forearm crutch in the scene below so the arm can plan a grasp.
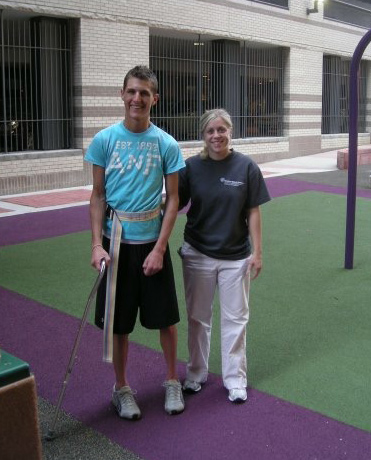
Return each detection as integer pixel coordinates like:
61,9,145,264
45,259,106,441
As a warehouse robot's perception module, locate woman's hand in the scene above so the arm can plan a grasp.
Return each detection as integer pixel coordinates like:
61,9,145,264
248,253,262,280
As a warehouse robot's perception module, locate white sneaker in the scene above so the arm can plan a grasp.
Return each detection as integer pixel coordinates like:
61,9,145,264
228,388,247,403
112,385,141,420
163,380,185,415
182,379,202,393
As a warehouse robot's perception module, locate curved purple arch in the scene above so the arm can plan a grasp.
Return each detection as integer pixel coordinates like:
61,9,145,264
344,29,371,269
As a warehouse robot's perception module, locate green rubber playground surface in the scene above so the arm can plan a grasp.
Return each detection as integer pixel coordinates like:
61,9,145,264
1,191,371,432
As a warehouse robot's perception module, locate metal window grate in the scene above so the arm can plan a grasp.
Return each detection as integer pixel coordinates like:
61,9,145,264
0,11,72,153
322,55,367,135
150,34,284,141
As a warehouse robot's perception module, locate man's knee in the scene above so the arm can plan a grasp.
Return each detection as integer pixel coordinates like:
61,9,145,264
161,324,176,334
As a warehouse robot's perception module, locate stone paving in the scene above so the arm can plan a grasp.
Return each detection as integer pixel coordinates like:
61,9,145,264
0,150,344,217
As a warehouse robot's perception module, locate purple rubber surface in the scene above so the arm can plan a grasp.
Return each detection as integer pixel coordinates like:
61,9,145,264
1,287,371,460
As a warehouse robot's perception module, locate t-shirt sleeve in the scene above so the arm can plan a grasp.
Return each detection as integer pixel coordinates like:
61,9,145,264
163,139,186,175
247,163,271,209
178,165,190,210
84,131,106,167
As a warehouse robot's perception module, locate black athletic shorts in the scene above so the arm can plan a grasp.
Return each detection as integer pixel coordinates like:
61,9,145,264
95,236,180,334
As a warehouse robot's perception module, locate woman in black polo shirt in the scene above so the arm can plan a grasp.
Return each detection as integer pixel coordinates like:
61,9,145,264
178,108,271,403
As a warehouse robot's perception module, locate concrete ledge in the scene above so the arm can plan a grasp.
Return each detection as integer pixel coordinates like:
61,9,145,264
0,149,82,162
337,147,371,170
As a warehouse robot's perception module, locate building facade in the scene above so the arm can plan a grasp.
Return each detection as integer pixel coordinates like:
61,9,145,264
1,0,371,194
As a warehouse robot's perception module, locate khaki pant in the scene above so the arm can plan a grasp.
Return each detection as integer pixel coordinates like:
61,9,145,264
180,242,250,390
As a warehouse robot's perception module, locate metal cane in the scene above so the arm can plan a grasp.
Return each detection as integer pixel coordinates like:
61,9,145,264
45,259,106,441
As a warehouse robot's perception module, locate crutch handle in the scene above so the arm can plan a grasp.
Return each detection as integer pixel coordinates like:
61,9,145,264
99,258,106,274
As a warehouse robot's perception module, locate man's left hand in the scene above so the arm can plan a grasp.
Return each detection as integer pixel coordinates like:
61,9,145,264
142,249,164,276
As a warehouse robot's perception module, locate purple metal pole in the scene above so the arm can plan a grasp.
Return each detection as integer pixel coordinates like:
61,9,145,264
344,29,371,269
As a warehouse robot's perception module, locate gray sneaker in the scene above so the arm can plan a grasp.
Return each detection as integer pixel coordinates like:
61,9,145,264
163,380,185,415
112,385,141,420
182,379,202,394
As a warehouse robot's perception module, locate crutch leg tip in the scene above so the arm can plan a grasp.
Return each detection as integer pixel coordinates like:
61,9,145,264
44,430,55,441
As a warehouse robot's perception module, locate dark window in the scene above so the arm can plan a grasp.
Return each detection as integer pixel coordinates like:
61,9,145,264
0,11,72,153
324,0,371,29
251,0,288,8
322,55,367,134
150,34,284,141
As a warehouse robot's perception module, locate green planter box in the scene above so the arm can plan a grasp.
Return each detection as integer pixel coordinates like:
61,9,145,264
0,350,30,388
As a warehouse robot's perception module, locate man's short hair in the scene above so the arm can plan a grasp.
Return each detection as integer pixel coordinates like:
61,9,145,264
123,65,159,94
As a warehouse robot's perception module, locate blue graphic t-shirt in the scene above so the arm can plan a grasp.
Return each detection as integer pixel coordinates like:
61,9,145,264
84,122,185,241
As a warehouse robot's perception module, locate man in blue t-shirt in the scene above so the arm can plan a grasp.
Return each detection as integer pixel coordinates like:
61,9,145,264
85,65,185,420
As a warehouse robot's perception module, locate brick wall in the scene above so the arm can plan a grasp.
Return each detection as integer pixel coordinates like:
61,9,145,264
1,0,371,194
0,151,90,195
73,18,149,151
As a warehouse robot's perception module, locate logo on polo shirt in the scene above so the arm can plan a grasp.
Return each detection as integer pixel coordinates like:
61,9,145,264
220,178,244,187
